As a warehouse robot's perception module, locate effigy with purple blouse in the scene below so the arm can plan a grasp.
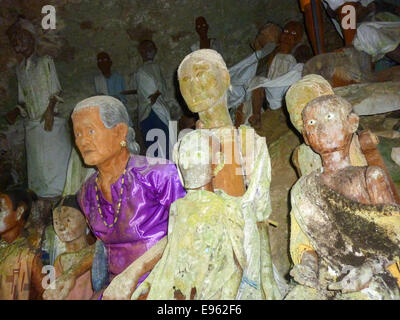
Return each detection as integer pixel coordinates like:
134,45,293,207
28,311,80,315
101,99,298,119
77,154,185,281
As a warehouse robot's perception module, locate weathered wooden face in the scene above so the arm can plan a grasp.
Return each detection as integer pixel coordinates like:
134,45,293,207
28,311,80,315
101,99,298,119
279,21,303,53
179,58,230,113
175,130,221,189
97,52,112,75
138,40,157,61
195,16,209,37
302,95,359,155
253,24,281,50
53,206,86,243
8,28,35,58
0,194,24,234
72,107,127,166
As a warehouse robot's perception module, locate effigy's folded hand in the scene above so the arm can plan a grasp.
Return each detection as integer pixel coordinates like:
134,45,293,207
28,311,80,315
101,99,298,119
290,251,319,289
102,270,139,300
40,105,55,131
328,264,375,293
248,113,261,129
42,274,76,300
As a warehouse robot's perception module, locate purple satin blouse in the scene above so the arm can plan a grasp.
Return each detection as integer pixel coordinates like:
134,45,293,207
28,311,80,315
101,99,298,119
77,155,186,277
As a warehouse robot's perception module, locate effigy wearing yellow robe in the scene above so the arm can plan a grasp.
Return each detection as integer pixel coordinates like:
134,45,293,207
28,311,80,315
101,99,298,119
131,127,283,300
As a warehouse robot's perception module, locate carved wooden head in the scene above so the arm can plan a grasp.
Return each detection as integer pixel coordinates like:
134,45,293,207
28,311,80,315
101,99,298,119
302,94,358,155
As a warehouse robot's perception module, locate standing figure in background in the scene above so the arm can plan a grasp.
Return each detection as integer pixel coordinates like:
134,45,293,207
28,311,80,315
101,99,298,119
94,52,128,105
125,40,171,160
191,16,223,56
6,18,71,220
0,189,44,300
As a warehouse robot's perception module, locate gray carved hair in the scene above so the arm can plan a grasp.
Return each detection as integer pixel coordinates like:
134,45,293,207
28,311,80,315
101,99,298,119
72,95,140,154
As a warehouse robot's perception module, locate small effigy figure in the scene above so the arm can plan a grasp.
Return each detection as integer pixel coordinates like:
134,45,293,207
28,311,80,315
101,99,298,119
131,130,246,299
287,94,400,300
131,128,283,300
42,195,94,300
286,74,400,202
0,189,44,300
285,74,367,178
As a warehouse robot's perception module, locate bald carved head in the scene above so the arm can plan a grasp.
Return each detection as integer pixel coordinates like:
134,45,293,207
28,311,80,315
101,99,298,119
302,95,359,156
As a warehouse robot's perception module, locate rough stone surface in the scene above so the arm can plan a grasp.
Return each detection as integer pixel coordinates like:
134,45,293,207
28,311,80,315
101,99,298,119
0,0,303,128
258,108,301,277
334,82,400,116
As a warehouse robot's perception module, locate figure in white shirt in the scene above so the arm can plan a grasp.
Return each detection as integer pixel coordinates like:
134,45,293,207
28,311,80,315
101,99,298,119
6,18,71,201
190,16,223,56
123,40,171,160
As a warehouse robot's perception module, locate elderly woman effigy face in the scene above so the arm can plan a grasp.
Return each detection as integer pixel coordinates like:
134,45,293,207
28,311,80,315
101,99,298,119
71,104,128,166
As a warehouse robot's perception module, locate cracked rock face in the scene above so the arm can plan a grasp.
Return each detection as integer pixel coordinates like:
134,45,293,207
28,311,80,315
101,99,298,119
1,0,302,120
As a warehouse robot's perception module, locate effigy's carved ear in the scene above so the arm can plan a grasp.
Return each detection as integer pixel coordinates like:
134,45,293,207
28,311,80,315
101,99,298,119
113,122,129,141
221,68,230,89
16,205,25,221
348,113,359,134
303,131,310,146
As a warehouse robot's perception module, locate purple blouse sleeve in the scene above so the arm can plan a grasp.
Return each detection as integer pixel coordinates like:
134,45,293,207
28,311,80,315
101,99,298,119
152,163,186,207
76,185,86,217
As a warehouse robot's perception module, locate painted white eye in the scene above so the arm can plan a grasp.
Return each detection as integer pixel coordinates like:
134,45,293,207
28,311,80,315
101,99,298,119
89,129,95,135
284,29,289,33
291,31,297,35
76,132,82,137
308,119,316,125
326,113,334,120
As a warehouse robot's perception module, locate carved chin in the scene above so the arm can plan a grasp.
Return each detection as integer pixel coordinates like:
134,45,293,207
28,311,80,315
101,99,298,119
82,152,101,166
82,156,97,166
58,232,79,243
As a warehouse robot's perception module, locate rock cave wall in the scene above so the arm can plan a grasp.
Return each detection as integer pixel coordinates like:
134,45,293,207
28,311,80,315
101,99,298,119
0,0,303,126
